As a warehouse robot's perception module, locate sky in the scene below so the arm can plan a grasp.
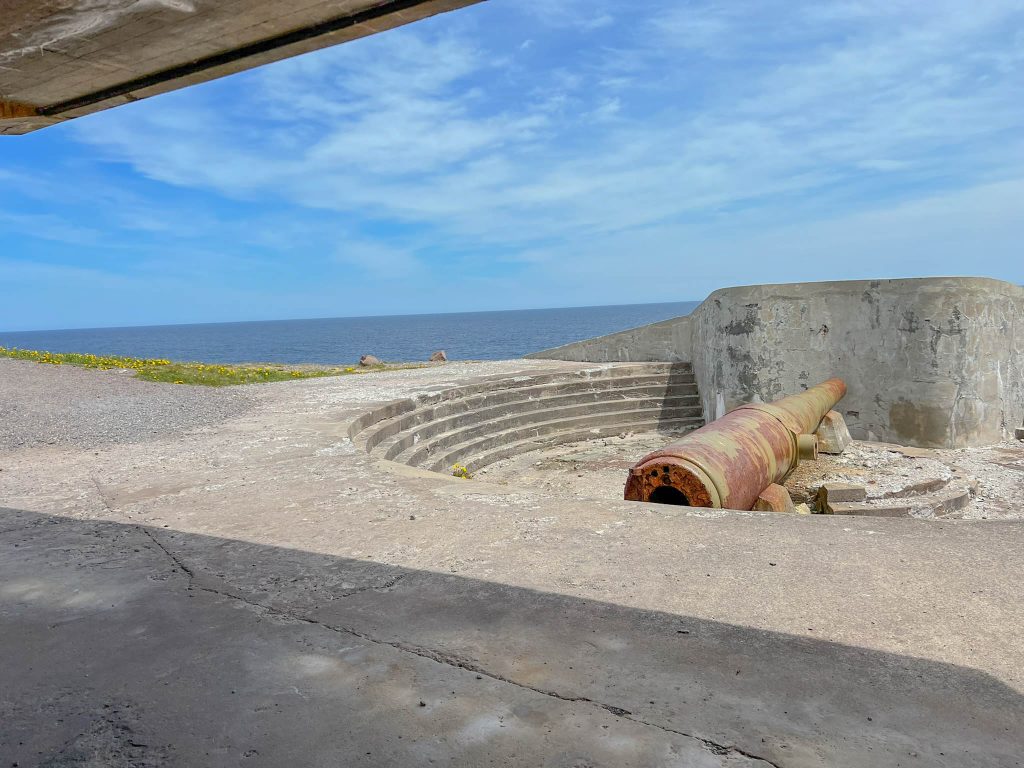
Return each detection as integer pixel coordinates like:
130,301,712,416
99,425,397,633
1,0,1023,331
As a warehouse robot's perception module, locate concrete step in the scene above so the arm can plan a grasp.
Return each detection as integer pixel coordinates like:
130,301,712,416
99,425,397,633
462,419,702,474
398,400,702,466
415,365,694,407
374,389,701,459
411,407,703,471
428,414,704,473
348,364,693,444
360,377,697,452
358,375,698,451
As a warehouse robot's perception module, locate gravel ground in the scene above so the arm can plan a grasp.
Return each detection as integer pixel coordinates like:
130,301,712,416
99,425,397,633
788,441,1024,518
785,441,954,502
0,358,257,451
937,442,1024,519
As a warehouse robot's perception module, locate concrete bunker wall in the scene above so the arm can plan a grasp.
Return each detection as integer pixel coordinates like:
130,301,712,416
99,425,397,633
523,315,695,364
529,277,1024,448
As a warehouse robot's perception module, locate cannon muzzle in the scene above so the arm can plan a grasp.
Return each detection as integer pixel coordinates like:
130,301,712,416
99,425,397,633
624,378,846,510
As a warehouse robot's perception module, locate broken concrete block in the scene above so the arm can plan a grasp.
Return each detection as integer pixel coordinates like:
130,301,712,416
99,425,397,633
827,503,912,518
816,483,867,511
753,483,795,513
930,483,975,515
1016,427,1024,440
815,410,852,454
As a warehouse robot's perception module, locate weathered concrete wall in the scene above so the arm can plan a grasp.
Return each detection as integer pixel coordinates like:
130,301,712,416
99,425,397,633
693,277,1023,447
527,315,694,363
529,277,1024,448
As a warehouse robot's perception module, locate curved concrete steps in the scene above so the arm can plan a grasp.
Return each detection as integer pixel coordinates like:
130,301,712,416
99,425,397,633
349,363,704,476
424,410,702,474
394,395,698,463
371,379,689,457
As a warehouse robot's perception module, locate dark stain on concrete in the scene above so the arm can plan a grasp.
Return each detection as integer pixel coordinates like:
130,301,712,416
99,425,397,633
723,309,759,337
898,310,920,334
861,289,881,328
889,399,950,447
726,347,759,397
927,308,966,365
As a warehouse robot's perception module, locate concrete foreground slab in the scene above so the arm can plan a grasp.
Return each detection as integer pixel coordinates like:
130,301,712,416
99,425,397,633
5,511,773,768
1,359,1022,767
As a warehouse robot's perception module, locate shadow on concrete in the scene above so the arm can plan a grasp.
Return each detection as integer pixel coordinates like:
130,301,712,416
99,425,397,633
657,361,704,434
2,506,1021,767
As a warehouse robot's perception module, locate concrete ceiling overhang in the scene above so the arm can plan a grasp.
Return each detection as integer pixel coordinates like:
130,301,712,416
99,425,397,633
0,0,483,135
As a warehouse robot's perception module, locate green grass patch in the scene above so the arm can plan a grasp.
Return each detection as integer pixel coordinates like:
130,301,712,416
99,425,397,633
0,346,421,387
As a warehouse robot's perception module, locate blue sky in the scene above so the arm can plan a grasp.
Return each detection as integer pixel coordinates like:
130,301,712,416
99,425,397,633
2,0,1023,331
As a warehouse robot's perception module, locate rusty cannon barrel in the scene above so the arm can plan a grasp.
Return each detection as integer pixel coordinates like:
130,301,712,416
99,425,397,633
624,378,847,509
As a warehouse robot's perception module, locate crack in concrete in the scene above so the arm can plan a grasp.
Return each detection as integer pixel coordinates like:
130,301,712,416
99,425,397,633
138,525,782,768
90,474,123,520
139,527,196,580
378,641,781,767
338,571,408,598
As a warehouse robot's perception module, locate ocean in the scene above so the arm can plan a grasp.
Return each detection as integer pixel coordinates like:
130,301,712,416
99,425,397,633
0,302,699,365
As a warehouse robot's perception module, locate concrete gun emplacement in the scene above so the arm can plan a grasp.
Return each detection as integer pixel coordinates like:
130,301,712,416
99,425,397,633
624,378,847,510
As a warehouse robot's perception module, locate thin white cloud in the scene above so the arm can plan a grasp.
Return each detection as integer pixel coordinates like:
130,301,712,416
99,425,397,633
512,0,616,31
334,240,424,280
0,211,100,246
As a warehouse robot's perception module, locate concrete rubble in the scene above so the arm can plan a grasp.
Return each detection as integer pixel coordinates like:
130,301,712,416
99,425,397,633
814,410,852,454
753,483,795,513
816,483,868,507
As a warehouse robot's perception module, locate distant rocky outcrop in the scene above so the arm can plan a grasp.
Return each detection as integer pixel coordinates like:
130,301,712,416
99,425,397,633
429,350,448,363
359,355,381,367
